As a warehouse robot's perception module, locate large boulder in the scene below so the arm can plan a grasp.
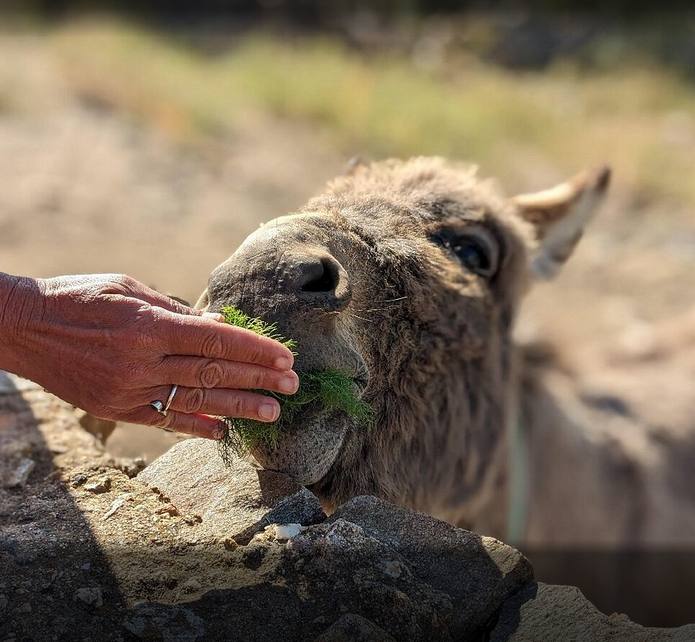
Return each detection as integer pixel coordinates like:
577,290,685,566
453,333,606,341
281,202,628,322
137,438,325,543
329,496,532,638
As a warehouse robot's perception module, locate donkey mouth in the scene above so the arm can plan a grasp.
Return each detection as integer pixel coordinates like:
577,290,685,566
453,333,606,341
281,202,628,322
246,365,370,485
246,411,349,485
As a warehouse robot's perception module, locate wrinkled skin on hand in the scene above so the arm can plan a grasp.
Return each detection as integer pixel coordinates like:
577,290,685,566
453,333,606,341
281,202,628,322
0,273,298,439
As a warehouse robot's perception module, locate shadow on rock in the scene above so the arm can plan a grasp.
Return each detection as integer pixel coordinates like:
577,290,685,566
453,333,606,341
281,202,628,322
0,372,127,639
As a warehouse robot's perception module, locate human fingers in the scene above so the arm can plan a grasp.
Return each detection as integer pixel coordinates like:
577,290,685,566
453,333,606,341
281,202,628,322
97,274,206,318
157,356,298,395
145,385,281,422
130,285,205,317
126,406,226,439
161,312,295,371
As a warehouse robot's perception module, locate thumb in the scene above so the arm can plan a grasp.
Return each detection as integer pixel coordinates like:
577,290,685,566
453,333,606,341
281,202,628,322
137,289,203,318
155,294,226,323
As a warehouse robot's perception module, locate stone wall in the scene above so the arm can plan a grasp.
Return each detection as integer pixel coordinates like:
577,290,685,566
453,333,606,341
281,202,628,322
1,372,693,640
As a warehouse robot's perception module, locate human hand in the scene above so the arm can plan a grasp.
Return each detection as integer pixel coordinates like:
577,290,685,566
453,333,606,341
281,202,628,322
0,273,298,439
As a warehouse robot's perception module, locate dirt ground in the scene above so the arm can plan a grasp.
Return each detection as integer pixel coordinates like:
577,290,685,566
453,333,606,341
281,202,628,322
2,32,695,466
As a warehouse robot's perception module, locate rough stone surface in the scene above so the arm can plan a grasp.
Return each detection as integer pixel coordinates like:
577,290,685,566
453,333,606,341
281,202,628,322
2,373,694,641
137,438,326,542
3,456,35,488
491,582,695,642
315,613,397,641
123,603,206,641
75,586,104,607
330,495,533,637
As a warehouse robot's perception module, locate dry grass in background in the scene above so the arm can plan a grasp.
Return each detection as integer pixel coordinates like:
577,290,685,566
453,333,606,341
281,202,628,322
1,17,694,458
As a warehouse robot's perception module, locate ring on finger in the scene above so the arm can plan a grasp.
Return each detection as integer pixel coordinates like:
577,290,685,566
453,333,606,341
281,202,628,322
150,399,166,414
149,384,179,418
163,384,179,414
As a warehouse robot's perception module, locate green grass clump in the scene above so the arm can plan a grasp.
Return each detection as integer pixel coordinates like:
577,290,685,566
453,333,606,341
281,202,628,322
221,306,297,353
217,306,373,466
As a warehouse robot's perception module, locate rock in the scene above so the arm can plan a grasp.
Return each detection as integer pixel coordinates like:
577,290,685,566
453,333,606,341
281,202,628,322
0,372,40,394
71,473,88,487
123,603,206,641
102,494,128,520
330,495,532,637
74,587,103,607
4,458,35,488
315,613,397,641
284,518,453,639
84,477,111,494
137,439,325,543
267,523,304,541
114,456,146,478
180,578,202,594
2,383,693,641
490,583,695,642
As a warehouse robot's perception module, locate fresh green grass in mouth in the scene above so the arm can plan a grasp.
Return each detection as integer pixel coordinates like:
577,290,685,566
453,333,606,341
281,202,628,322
217,306,373,465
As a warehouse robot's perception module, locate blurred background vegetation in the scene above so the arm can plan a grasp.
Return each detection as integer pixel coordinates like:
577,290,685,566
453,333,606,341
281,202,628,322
1,2,693,324
2,0,694,478
0,3,693,454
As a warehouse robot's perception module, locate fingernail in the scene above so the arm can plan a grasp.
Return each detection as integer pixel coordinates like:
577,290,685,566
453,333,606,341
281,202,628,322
274,356,293,370
278,375,299,394
259,403,279,421
203,311,225,323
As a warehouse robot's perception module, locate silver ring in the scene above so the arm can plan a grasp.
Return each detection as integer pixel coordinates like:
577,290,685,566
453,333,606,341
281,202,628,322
150,399,166,415
163,384,178,413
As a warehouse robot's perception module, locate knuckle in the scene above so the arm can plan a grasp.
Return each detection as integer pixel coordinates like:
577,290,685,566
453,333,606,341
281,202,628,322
183,388,206,414
245,343,264,365
227,394,247,418
249,369,267,390
201,331,225,359
100,274,133,296
198,360,223,388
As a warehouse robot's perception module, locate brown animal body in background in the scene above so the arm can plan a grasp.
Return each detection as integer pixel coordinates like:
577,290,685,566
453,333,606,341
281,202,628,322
196,156,615,541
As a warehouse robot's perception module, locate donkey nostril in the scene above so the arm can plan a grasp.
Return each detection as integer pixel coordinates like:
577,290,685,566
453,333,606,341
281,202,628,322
300,257,340,293
292,253,351,309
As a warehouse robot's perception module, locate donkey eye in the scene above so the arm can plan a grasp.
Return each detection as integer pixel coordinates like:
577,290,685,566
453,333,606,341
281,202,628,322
452,238,491,275
430,228,498,278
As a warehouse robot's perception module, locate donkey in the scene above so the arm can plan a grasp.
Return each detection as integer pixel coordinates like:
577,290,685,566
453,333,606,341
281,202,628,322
196,157,613,538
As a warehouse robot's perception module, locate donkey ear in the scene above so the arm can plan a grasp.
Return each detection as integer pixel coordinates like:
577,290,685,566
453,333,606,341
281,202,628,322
511,165,611,279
